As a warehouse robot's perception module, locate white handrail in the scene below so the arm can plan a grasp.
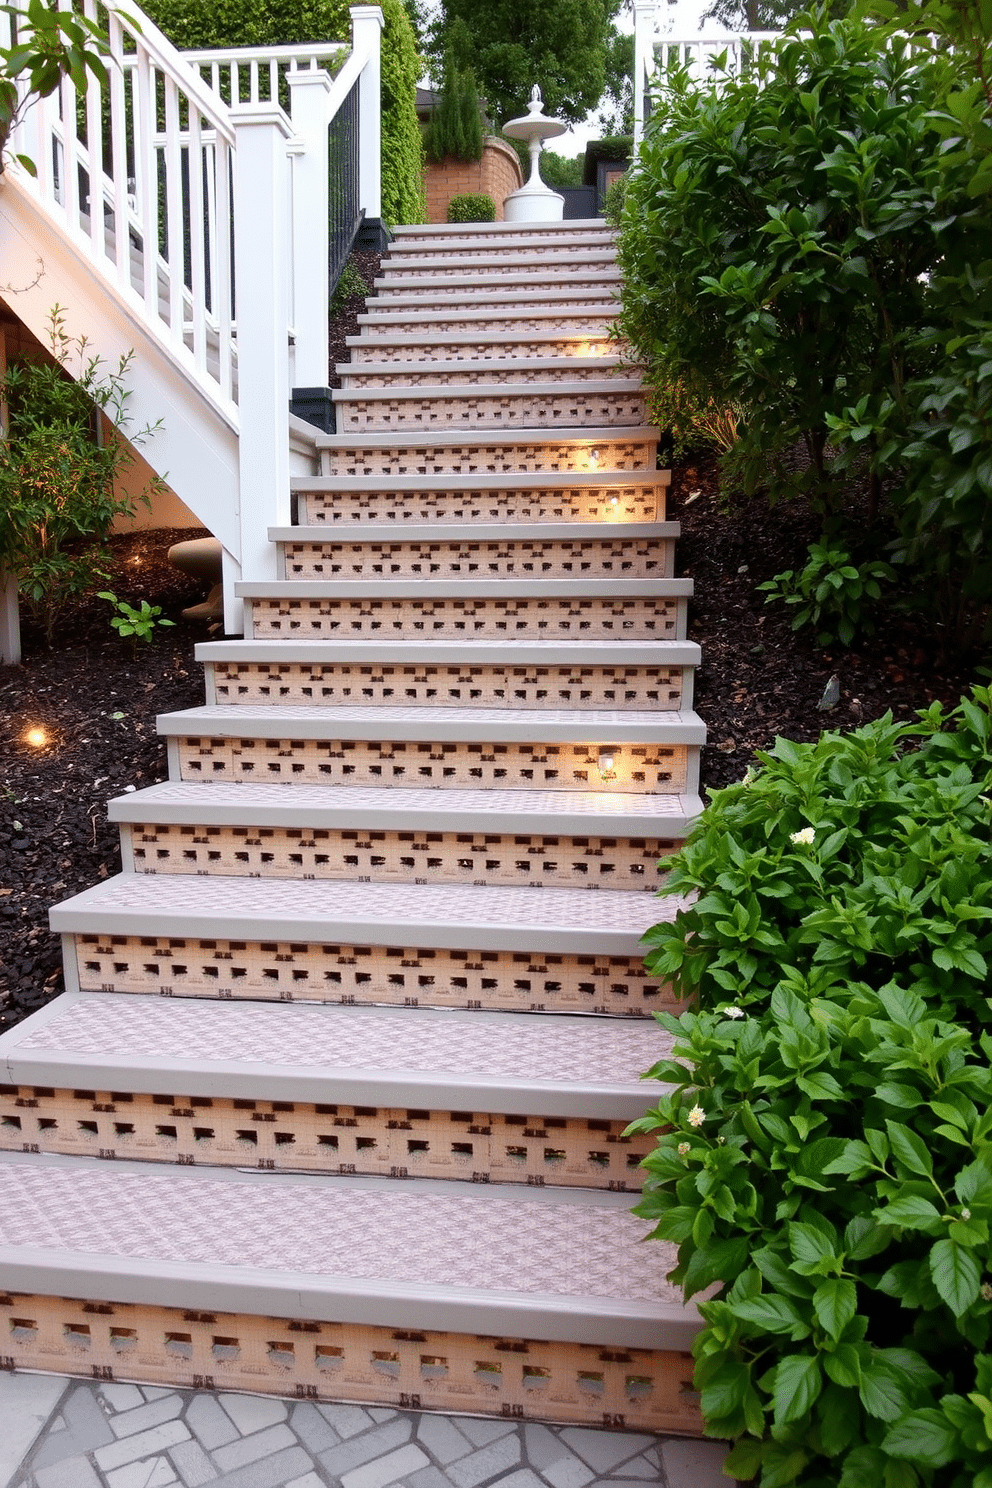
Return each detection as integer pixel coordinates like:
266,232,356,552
183,41,346,108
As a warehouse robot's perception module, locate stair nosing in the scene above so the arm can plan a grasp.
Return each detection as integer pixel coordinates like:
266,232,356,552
0,991,673,1118
269,521,679,542
0,1150,696,1349
312,425,660,450
234,578,692,599
49,872,684,954
156,704,705,744
195,639,701,663
330,379,645,404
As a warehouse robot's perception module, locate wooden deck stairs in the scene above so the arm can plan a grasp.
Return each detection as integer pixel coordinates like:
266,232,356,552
0,220,707,1436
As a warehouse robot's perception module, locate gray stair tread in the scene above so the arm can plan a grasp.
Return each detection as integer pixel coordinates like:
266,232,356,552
0,1151,694,1347
356,306,619,326
365,289,620,309
235,577,692,600
387,232,617,250
345,332,616,349
379,255,617,274
50,872,686,954
313,425,660,451
374,271,621,288
336,357,634,377
2,990,674,1115
157,703,706,744
270,521,679,543
196,639,701,664
109,779,703,835
331,379,645,403
391,220,612,236
293,472,668,493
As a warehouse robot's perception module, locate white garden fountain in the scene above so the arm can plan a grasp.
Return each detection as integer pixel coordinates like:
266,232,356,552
502,86,568,222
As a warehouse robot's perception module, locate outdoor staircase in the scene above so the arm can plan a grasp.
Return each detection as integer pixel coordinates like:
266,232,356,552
0,221,707,1436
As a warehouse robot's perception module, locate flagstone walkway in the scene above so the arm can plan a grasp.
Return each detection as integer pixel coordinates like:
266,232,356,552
0,1374,727,1488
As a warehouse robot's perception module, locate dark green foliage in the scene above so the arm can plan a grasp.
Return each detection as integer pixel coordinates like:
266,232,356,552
424,62,484,163
634,690,992,1486
378,0,424,224
446,192,494,222
535,149,582,188
0,308,162,645
619,2,992,654
428,0,623,127
758,542,895,647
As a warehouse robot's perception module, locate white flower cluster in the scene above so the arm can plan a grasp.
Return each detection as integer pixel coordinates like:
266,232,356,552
790,826,816,846
686,1105,706,1128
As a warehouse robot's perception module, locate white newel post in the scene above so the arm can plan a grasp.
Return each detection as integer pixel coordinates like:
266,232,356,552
287,70,332,390
229,105,294,635
351,5,383,221
633,0,655,153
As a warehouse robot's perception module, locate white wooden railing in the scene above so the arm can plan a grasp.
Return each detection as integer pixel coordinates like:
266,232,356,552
632,0,779,148
0,0,384,646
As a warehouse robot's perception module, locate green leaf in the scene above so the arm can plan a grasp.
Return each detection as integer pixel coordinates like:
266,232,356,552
772,1352,821,1426
824,1342,863,1388
876,1194,943,1231
730,1294,812,1338
885,1121,933,1177
813,1278,858,1340
859,1358,911,1422
929,1237,981,1317
882,1410,958,1467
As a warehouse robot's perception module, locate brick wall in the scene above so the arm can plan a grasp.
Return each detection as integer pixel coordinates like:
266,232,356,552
422,137,524,223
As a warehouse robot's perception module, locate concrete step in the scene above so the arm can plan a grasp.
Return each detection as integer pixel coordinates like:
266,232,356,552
158,703,704,796
346,331,619,363
110,780,699,892
233,578,691,643
335,357,637,390
269,521,679,580
385,231,616,258
313,427,660,479
0,1150,701,1430
371,272,620,300
196,639,699,714
331,381,648,434
0,991,669,1187
294,471,668,526
52,872,683,1016
356,306,619,335
390,219,614,243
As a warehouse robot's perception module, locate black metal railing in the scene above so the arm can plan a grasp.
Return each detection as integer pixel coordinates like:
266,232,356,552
327,76,361,297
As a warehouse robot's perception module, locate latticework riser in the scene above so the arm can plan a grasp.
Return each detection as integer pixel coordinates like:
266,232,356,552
376,272,619,291
69,935,672,1017
338,365,633,390
278,536,675,581
383,249,616,268
246,596,683,643
121,823,677,894
205,661,689,711
296,485,664,525
0,1295,701,1434
336,392,647,434
349,338,619,364
359,313,619,334
317,438,657,477
173,737,689,794
0,1091,650,1190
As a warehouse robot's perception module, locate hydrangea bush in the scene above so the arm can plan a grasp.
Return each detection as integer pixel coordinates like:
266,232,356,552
632,690,992,1487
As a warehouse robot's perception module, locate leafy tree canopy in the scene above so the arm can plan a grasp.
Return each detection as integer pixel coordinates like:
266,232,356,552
428,0,625,127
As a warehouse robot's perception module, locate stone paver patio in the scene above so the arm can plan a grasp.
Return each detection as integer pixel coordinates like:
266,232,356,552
0,1374,727,1488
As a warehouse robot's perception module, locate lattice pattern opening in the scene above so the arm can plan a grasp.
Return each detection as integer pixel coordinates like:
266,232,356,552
247,595,681,642
280,536,674,581
176,737,687,794
72,935,672,1015
337,390,647,434
124,822,676,892
339,364,634,390
207,661,687,711
350,337,619,365
0,1292,701,1433
359,313,620,336
318,439,656,477
0,1088,652,1191
296,484,663,526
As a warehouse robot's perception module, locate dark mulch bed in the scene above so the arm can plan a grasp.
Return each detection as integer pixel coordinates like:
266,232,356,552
0,267,982,1034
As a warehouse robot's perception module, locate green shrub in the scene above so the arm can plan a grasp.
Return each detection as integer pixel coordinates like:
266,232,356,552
758,542,895,647
378,0,425,225
633,690,992,1486
601,173,626,225
424,62,483,163
98,591,176,644
0,307,162,645
447,192,494,223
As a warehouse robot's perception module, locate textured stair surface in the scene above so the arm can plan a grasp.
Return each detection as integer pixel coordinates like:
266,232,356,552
7,220,706,1432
